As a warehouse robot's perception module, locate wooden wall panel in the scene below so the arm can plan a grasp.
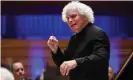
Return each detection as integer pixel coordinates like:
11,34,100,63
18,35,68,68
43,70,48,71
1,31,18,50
1,39,133,79
1,39,69,79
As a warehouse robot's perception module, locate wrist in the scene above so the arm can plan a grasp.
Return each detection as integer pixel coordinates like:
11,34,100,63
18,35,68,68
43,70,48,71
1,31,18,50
73,60,77,66
52,49,57,54
51,47,58,54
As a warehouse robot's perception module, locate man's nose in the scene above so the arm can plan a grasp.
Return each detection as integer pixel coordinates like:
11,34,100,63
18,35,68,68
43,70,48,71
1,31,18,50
19,72,22,75
19,70,23,74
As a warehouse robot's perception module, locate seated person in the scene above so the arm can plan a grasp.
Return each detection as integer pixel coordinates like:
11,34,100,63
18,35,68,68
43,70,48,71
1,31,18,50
12,61,31,80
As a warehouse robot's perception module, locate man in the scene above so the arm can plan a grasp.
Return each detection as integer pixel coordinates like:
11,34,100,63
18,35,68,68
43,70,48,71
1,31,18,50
12,61,30,80
47,1,110,80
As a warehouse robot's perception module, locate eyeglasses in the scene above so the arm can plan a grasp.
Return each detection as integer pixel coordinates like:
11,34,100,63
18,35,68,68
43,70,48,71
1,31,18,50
15,68,24,72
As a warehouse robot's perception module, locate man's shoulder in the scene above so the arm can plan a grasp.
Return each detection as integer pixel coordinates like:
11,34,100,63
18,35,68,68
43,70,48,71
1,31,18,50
91,24,104,33
86,24,109,40
86,24,105,35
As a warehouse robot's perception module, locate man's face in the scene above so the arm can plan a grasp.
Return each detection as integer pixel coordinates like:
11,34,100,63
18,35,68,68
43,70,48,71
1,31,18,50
13,62,24,76
66,10,87,33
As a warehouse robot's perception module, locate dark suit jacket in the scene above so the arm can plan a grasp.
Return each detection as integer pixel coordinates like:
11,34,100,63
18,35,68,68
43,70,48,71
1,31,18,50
52,23,110,80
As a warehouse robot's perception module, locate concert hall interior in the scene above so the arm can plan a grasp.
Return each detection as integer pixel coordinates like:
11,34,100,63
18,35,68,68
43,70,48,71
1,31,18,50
1,1,133,80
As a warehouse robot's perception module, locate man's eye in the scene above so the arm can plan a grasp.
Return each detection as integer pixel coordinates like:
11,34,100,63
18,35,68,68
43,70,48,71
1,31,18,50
71,15,76,18
66,17,69,20
67,15,77,19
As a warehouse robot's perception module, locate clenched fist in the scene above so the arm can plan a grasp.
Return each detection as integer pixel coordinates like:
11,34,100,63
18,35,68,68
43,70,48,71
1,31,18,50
47,36,59,53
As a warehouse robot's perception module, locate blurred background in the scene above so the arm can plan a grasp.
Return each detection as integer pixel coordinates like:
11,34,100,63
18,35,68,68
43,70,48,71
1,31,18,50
1,1,133,80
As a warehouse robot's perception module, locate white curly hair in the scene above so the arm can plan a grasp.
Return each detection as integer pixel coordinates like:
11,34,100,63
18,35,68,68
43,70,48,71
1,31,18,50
62,1,94,23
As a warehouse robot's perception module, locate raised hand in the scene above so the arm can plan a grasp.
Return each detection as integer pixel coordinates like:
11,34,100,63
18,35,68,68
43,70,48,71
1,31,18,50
47,36,59,53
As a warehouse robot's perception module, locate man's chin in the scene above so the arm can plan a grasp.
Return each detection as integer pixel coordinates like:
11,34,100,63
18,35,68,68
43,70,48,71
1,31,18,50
71,29,78,33
72,30,77,33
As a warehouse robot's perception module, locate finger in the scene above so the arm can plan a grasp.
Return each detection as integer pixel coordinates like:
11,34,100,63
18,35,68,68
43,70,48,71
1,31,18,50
48,39,57,45
49,38,58,43
49,36,53,42
60,62,67,76
49,37,54,42
60,63,65,76
47,40,53,46
65,67,70,76
47,40,51,46
62,64,68,76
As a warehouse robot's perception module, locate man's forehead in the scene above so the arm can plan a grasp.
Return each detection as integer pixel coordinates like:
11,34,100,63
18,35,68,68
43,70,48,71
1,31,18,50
13,62,23,67
66,10,79,16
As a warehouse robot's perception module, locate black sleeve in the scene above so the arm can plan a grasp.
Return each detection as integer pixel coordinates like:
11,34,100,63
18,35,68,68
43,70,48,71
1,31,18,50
51,47,66,67
75,30,110,66
51,35,75,67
